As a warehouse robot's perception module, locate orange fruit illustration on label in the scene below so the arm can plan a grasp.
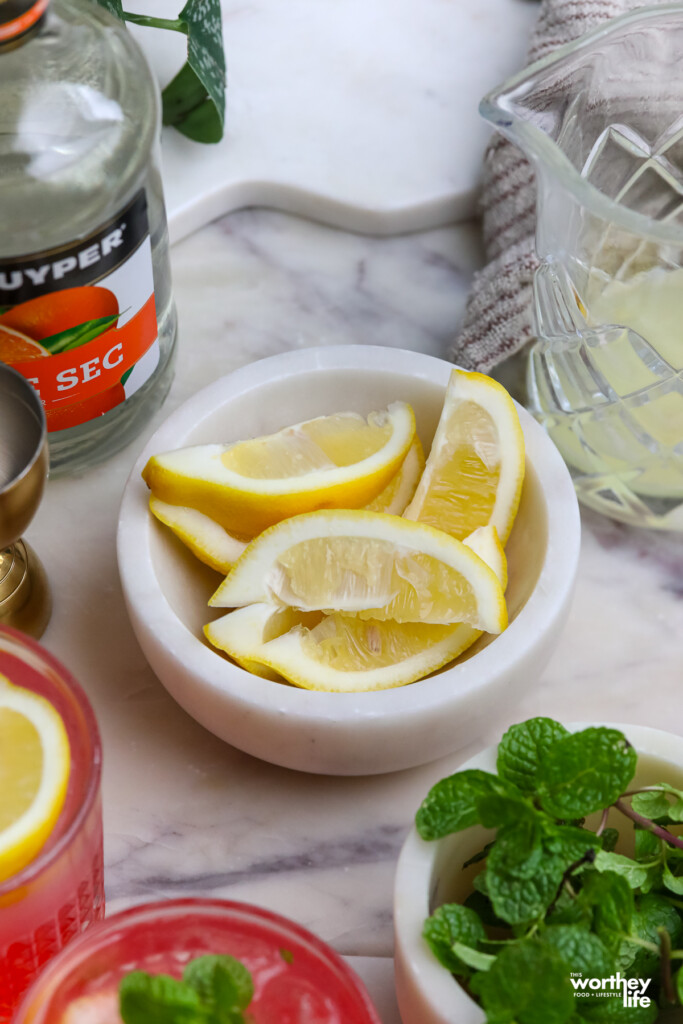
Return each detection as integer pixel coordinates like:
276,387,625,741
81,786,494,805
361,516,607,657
0,326,48,363
0,286,118,342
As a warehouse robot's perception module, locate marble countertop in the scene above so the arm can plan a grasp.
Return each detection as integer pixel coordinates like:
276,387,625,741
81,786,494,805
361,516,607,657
27,208,683,1022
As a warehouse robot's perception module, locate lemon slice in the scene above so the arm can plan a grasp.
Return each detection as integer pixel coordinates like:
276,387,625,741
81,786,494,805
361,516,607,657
150,496,247,574
142,403,416,537
205,604,323,680
0,673,70,884
211,510,507,632
219,525,507,693
404,369,525,544
365,436,425,514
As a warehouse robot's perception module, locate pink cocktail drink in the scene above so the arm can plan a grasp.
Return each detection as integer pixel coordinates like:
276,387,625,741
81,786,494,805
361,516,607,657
15,898,383,1024
0,627,104,1020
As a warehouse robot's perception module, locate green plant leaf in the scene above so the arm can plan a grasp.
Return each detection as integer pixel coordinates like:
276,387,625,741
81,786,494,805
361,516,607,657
477,792,535,829
422,903,487,977
161,0,226,142
593,851,652,890
631,789,674,821
579,870,634,953
663,862,683,895
119,972,206,1024
537,728,637,819
542,924,614,980
415,770,509,840
579,995,658,1023
634,829,661,863
487,824,598,926
622,894,683,980
452,942,496,972
183,955,253,1014
497,718,569,794
601,828,620,853
472,940,575,1024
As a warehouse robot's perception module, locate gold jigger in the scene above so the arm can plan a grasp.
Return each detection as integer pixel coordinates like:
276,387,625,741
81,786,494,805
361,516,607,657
0,364,51,638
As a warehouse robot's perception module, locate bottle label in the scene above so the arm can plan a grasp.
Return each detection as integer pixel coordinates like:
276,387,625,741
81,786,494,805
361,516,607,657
0,190,159,433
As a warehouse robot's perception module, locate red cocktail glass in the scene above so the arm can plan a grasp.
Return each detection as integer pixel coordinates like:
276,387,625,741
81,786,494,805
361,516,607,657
0,626,104,1020
15,898,383,1023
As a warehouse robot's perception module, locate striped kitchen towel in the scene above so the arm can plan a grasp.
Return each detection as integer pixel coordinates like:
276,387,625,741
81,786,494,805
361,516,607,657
449,0,665,373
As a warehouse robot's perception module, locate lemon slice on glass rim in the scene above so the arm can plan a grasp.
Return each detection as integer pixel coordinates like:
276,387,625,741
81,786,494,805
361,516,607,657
142,402,416,537
0,673,71,884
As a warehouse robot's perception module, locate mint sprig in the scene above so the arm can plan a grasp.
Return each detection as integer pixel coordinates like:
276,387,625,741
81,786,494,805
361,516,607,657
417,717,683,1022
119,954,254,1024
91,0,226,144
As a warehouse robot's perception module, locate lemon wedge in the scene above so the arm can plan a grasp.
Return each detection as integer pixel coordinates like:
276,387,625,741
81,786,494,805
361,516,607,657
211,510,507,632
150,496,247,574
205,604,323,680
209,524,507,693
365,436,425,514
255,615,481,692
404,369,525,544
0,673,70,884
142,403,416,537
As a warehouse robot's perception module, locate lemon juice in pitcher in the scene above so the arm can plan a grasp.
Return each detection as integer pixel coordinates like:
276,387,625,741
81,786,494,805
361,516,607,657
482,6,683,529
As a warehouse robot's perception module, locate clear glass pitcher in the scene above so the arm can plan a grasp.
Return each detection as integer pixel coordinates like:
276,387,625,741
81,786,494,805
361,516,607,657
481,5,683,530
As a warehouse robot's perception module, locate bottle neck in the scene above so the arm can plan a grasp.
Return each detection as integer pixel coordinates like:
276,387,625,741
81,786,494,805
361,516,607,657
0,0,49,45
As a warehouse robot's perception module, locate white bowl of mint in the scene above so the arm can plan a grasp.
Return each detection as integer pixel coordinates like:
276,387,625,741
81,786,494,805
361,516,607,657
394,717,683,1024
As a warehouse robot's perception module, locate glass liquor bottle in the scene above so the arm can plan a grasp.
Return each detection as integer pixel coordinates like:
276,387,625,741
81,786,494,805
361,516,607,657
0,0,178,474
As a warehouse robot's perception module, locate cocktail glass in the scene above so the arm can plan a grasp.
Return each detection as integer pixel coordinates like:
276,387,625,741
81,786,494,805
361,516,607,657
14,898,383,1024
0,626,103,1020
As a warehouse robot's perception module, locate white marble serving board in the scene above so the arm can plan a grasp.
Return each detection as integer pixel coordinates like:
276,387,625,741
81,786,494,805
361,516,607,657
128,0,537,243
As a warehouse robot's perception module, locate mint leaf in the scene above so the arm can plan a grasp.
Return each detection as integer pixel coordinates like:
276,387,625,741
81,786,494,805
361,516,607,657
497,718,569,794
542,926,614,995
623,894,683,979
634,829,661,863
593,851,652,890
463,839,496,869
452,942,496,972
601,828,620,853
183,955,253,1014
580,999,658,1023
472,940,575,1024
422,903,487,977
477,792,535,829
487,824,598,925
537,728,636,819
631,789,673,820
119,972,206,1024
579,870,634,953
663,861,683,895
416,770,509,840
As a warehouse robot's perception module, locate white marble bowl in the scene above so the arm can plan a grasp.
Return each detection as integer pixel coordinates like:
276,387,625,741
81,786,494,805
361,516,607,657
393,723,683,1024
117,346,580,775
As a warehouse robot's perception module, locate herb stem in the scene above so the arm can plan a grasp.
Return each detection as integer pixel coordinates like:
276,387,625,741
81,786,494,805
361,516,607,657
614,798,683,851
596,807,610,837
123,13,188,33
660,927,676,1004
